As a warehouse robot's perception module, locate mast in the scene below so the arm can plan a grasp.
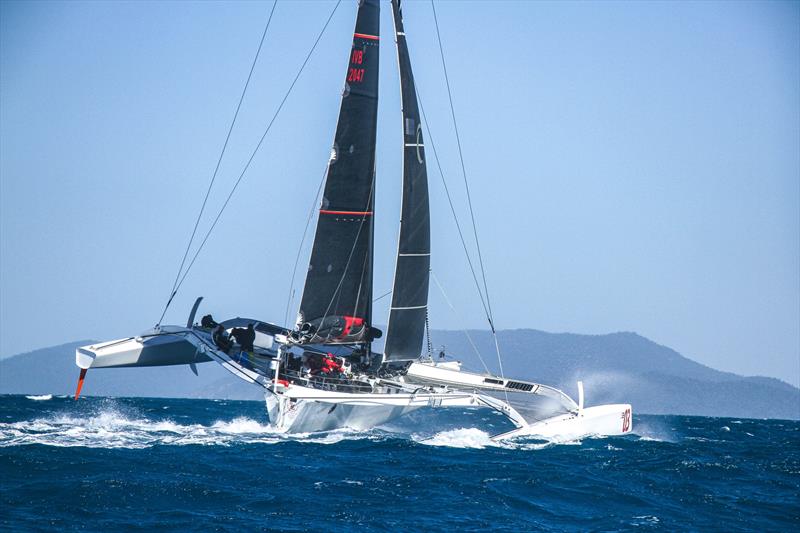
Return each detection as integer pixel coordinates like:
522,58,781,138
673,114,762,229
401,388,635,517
383,0,431,362
295,0,380,346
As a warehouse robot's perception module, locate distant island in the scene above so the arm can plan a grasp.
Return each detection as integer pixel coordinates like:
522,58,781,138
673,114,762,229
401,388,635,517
1,329,797,420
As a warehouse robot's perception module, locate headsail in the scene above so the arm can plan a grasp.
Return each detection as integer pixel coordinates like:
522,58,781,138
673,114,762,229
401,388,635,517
296,0,381,346
383,0,431,361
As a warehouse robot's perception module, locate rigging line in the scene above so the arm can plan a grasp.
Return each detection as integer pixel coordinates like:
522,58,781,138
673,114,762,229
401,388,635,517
431,0,506,400
416,90,490,326
283,163,328,327
373,290,392,303
492,330,509,404
430,270,490,374
430,0,496,331
170,0,343,301
157,0,278,326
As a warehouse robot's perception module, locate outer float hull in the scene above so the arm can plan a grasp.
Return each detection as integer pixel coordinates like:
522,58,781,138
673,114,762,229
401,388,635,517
493,403,633,441
76,333,208,369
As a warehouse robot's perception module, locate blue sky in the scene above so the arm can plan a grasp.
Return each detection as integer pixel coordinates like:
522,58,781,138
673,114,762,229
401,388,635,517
1,0,798,386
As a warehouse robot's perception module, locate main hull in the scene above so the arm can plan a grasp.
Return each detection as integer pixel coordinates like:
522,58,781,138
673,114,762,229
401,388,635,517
265,392,423,433
264,379,482,433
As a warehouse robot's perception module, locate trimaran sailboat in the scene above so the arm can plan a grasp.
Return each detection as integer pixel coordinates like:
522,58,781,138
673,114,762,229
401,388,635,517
74,0,632,441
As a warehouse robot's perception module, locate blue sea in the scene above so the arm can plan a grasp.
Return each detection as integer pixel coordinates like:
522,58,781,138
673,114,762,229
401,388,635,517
1,395,797,531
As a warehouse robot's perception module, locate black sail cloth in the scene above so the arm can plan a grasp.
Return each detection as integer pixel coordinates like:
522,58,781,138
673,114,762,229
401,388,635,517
383,0,431,361
296,0,380,345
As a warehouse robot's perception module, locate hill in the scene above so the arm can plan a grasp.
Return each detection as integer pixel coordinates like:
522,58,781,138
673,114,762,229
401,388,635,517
428,329,799,419
1,331,797,419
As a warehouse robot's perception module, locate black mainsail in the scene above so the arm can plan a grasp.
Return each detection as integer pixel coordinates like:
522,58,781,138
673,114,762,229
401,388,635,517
296,0,380,346
383,0,431,361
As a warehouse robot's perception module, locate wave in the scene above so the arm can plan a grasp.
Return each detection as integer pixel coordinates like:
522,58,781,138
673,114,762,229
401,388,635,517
0,402,407,449
0,406,583,451
631,419,676,443
25,394,53,401
0,407,280,449
0,398,648,451
413,427,563,451
416,427,501,449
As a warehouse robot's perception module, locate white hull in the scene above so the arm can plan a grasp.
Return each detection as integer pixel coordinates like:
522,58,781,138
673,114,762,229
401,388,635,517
265,392,423,433
492,403,633,441
75,330,207,369
264,380,482,433
76,326,272,387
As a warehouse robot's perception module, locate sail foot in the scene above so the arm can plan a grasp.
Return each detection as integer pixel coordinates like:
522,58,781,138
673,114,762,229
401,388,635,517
291,315,382,345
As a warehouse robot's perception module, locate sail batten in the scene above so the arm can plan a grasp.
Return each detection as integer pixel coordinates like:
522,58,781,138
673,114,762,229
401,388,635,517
295,0,380,346
384,0,431,362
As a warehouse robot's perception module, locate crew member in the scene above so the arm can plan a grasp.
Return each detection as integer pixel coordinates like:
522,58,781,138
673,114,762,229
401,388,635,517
212,325,230,353
241,324,256,352
230,324,256,352
201,314,219,329
322,353,344,376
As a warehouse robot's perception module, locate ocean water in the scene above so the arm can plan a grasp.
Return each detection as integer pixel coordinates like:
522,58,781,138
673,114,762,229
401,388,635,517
1,395,797,532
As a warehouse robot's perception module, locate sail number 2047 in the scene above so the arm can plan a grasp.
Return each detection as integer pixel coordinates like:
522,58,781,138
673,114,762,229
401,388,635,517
348,68,365,83
348,49,365,83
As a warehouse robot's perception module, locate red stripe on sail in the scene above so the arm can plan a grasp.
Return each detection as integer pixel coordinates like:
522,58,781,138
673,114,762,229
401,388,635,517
354,33,379,41
320,210,373,216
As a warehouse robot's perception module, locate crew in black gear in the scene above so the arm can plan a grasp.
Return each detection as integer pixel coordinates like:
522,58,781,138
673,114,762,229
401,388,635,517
212,325,230,353
201,314,219,329
230,324,256,352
